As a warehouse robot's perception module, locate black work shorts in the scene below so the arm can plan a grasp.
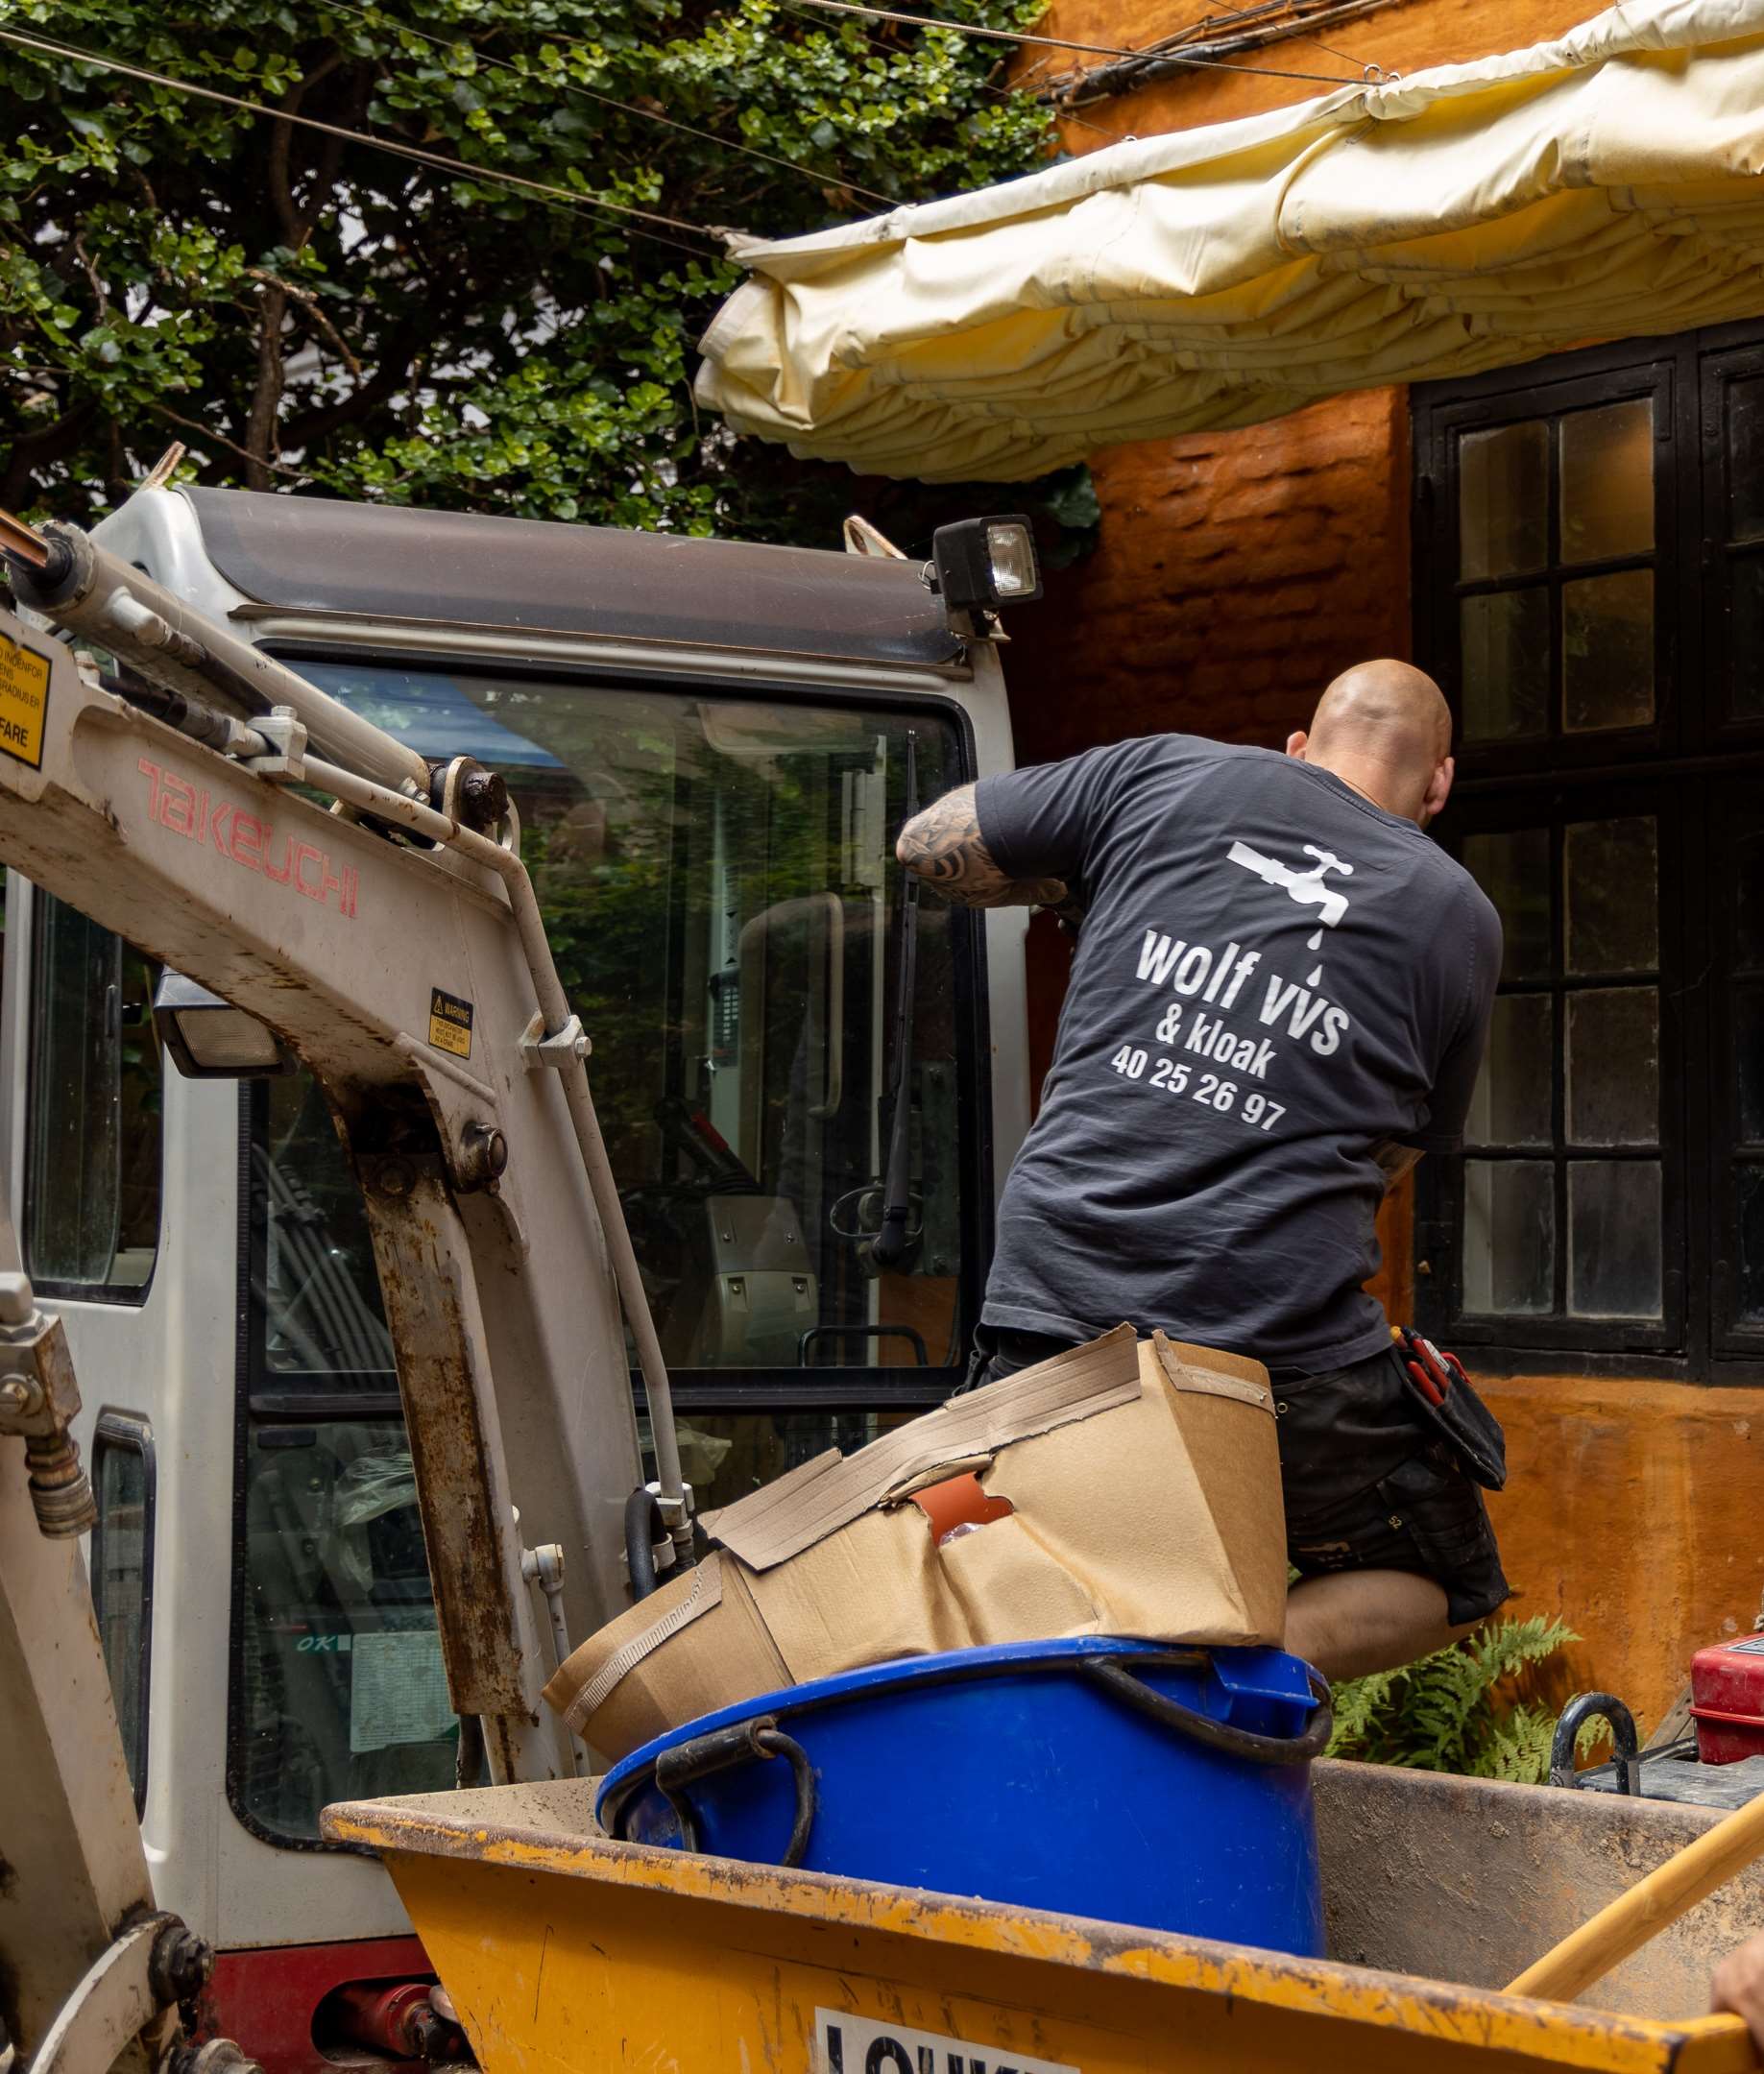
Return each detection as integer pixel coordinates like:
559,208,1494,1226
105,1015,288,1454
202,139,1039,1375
966,1325,1510,1630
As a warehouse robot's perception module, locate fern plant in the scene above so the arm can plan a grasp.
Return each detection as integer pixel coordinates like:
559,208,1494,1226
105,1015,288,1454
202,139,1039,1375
1326,1616,1590,1783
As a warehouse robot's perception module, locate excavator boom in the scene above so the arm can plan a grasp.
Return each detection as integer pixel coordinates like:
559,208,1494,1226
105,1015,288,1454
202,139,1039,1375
0,526,682,1785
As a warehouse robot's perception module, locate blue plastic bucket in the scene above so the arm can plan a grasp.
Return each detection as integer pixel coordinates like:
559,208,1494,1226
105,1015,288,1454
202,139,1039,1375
596,1636,1328,1956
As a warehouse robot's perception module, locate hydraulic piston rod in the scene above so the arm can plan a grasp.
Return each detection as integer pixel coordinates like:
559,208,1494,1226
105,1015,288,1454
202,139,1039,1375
1,508,430,799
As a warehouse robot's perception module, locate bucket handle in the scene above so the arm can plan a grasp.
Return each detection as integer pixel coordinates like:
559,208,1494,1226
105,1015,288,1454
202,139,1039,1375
639,1715,818,1868
1086,1655,1333,1767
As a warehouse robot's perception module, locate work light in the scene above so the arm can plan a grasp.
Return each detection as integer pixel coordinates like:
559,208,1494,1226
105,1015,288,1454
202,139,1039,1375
927,517,1043,615
153,970,295,1079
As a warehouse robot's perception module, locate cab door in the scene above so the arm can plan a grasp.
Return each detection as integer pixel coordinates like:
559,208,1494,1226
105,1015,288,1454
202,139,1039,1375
0,874,416,1959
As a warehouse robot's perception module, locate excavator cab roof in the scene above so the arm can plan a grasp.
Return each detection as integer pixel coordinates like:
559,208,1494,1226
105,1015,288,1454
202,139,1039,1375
180,487,964,670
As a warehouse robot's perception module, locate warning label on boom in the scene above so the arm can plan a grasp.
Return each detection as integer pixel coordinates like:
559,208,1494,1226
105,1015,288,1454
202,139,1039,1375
428,988,474,1059
0,639,51,768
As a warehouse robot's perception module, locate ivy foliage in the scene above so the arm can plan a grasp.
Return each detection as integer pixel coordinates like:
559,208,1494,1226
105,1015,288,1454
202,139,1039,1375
1327,1617,1600,1785
0,0,1069,551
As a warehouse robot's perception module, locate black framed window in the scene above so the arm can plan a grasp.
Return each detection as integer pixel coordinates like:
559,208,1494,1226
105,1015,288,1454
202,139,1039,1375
1414,320,1764,1377
91,1412,156,1816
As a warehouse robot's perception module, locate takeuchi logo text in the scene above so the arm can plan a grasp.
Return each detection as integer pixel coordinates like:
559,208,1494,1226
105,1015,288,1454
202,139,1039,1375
139,758,360,918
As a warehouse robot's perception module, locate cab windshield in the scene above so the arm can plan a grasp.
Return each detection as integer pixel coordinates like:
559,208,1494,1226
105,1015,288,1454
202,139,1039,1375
290,663,975,1386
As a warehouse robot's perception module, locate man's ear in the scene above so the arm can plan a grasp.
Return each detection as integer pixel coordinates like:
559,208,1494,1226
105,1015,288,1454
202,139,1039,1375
1420,754,1455,826
1285,730,1310,760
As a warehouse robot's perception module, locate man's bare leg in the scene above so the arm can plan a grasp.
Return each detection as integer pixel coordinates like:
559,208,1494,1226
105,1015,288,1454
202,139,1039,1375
1286,1569,1475,1680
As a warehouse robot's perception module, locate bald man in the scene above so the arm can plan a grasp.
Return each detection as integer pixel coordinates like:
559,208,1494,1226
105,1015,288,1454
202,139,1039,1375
897,661,1506,1677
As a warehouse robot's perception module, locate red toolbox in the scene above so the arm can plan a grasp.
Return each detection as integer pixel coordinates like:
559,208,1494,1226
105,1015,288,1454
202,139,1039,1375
1691,1634,1764,1763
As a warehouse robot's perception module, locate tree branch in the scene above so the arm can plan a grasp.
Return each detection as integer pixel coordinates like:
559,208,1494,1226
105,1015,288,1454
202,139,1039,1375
0,399,100,508
242,282,291,491
265,53,344,245
71,231,109,323
244,267,362,377
281,319,427,448
152,403,313,484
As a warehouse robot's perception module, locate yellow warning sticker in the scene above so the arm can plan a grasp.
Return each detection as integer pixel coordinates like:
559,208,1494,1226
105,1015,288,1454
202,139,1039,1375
427,988,473,1059
0,639,51,769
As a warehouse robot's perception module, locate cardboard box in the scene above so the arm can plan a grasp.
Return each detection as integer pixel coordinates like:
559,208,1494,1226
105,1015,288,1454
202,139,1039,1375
544,1325,1286,1762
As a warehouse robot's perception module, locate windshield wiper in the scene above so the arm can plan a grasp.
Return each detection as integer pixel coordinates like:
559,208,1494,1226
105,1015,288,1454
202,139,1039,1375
872,730,921,1271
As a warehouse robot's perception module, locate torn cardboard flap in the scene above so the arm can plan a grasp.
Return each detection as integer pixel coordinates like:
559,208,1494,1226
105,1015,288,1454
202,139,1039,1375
712,1321,1142,1572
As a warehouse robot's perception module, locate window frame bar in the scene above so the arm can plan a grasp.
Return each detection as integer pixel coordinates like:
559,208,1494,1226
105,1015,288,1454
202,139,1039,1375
90,1410,157,1821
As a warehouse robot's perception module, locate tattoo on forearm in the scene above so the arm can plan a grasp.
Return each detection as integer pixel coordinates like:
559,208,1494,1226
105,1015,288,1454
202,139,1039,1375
896,783,1071,910
1372,1140,1424,1194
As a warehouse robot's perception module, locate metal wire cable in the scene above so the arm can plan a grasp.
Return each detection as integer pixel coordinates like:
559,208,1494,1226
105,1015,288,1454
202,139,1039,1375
772,0,1123,138
776,0,1359,81
0,23,729,256
319,0,898,206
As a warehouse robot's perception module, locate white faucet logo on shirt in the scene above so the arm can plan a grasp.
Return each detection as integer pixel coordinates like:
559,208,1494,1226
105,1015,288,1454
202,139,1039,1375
1225,841,1355,975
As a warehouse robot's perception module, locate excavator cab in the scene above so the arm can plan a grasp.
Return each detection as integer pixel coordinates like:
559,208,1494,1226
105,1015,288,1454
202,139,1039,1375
0,486,1027,2068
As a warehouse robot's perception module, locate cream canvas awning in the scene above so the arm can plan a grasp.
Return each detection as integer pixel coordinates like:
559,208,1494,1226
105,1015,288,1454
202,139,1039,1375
695,0,1764,479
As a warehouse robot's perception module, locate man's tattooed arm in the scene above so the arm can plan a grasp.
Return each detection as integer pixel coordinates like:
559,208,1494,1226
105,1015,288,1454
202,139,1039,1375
895,782,1070,909
1371,1141,1424,1194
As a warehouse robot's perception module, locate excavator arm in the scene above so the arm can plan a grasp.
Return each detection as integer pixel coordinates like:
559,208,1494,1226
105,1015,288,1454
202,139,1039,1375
0,510,687,1786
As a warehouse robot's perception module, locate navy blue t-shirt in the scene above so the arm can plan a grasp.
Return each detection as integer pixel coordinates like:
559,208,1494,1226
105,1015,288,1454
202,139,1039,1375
977,735,1500,1372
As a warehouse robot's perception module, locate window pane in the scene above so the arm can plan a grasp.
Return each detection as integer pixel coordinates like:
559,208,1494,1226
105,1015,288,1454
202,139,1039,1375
1563,569,1654,733
1728,554,1764,722
235,1417,458,1842
92,1433,151,1813
1465,995,1553,1147
25,896,162,1294
257,1074,393,1383
1568,1161,1662,1318
1728,374,1764,545
1462,1160,1554,1314
1460,421,1548,580
1567,988,1658,1146
1735,1165,1764,1325
1463,828,1551,982
305,665,971,1374
1559,398,1654,566
1565,817,1657,976
1735,981,1764,1145
1461,590,1549,742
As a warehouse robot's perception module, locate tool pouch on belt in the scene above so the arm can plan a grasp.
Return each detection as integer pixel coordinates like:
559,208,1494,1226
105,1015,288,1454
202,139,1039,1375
1389,1342,1507,1492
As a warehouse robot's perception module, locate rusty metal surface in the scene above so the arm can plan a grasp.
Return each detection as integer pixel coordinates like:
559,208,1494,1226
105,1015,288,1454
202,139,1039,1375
1316,1758,1764,2017
355,1148,529,1729
323,1781,1760,2072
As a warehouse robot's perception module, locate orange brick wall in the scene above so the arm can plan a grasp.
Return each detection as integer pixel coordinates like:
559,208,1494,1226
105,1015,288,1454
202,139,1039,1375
1006,385,1413,772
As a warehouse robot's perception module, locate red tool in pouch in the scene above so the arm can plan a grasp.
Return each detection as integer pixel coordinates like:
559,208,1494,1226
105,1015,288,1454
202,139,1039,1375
1393,1325,1466,1410
1388,1324,1507,1490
